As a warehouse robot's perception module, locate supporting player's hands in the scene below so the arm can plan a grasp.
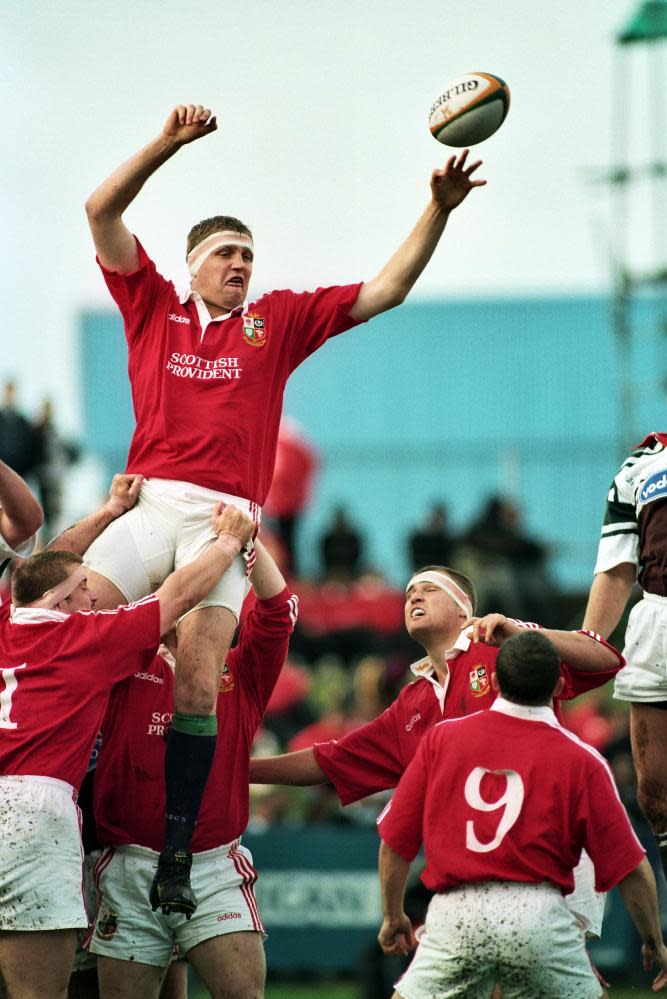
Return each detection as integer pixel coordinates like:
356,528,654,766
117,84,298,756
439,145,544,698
431,149,486,214
211,502,255,546
162,105,217,147
642,938,667,990
103,473,144,518
378,913,416,956
464,613,521,646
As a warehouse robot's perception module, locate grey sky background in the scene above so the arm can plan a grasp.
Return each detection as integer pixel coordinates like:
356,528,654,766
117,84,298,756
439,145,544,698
2,0,649,431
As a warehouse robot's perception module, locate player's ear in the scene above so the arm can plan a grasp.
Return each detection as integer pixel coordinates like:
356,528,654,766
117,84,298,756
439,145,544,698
491,672,499,691
553,676,565,698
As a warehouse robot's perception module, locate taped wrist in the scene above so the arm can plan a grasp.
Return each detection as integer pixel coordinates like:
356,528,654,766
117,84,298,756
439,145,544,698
214,531,244,560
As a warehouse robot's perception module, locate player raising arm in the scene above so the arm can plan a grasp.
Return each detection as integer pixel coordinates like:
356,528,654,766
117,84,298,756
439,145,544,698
0,501,253,999
82,103,486,916
88,538,296,999
377,631,667,997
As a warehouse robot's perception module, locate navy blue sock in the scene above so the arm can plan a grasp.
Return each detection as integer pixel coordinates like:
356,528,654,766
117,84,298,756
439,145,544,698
163,713,217,853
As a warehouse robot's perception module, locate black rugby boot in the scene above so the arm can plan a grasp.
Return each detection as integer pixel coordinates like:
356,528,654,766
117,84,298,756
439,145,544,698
149,847,197,918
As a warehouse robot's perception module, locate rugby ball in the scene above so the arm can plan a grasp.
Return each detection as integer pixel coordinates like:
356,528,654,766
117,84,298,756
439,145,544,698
429,72,510,147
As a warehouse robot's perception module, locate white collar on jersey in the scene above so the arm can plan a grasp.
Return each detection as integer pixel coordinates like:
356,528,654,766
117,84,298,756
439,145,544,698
410,628,472,678
178,286,247,321
491,696,557,725
10,605,69,625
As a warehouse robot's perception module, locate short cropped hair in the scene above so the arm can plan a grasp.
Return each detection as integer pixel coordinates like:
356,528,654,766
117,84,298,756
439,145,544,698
495,631,560,706
12,550,83,607
186,216,253,256
413,565,477,614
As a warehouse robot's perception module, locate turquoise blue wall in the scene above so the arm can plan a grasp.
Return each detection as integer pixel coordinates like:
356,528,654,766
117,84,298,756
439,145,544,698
80,293,666,589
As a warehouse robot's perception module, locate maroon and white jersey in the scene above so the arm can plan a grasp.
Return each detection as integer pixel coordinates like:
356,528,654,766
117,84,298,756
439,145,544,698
378,698,644,896
0,598,160,790
593,432,667,597
93,587,297,851
99,240,363,505
313,631,623,804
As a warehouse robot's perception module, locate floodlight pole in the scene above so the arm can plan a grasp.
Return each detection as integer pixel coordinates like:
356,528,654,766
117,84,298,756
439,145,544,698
609,1,667,458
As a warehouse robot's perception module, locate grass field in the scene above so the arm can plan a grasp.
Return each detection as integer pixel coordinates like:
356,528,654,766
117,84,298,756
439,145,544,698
192,981,660,998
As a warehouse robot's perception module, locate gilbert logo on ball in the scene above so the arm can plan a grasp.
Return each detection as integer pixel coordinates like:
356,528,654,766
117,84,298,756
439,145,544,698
429,72,510,147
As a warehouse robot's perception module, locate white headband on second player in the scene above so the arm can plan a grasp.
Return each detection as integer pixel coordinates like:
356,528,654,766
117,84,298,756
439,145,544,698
187,231,254,278
30,564,88,609
406,570,474,619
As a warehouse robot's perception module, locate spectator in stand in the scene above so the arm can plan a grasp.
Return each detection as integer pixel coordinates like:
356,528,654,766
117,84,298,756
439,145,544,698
455,495,556,620
0,380,41,480
319,505,364,582
408,502,454,570
264,416,318,576
33,398,80,538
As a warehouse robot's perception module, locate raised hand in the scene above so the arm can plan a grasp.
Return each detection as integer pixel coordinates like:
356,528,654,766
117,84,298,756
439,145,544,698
431,148,486,213
162,104,218,146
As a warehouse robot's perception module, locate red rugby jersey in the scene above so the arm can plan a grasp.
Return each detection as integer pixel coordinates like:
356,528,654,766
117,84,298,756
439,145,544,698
313,633,623,804
93,587,297,851
378,699,644,895
99,240,363,504
0,598,160,790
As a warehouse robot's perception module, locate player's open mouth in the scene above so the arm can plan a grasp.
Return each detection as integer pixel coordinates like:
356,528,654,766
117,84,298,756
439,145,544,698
411,609,426,619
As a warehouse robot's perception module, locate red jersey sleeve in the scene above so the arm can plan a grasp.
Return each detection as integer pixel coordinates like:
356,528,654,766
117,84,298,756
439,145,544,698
75,597,161,683
232,587,298,722
579,762,645,891
377,737,430,861
277,284,364,370
557,631,625,700
313,699,405,805
97,237,172,347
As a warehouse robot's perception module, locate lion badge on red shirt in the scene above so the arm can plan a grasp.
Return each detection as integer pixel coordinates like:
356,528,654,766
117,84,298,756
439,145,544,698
219,662,235,693
242,313,266,348
469,665,490,697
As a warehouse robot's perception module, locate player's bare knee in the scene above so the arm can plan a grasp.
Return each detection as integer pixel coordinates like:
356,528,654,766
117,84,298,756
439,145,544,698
174,676,217,715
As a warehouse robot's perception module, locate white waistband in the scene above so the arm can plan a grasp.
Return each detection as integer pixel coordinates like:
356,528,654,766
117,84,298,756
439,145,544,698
146,478,252,505
111,838,243,861
0,774,76,797
643,591,667,604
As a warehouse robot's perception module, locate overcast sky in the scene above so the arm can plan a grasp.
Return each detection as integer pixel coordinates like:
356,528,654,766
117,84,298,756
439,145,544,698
2,0,654,430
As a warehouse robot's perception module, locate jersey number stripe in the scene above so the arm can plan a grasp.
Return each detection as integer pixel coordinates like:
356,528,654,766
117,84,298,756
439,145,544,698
464,766,524,853
0,664,27,730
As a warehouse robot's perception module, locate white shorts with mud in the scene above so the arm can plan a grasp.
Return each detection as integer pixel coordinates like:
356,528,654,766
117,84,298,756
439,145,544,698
90,840,264,966
395,881,602,999
0,775,86,931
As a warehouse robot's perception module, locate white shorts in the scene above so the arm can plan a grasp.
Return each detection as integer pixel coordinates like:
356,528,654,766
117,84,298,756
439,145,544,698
84,478,259,621
71,850,102,974
614,592,667,702
395,882,601,999
0,775,86,932
90,840,264,966
565,851,606,939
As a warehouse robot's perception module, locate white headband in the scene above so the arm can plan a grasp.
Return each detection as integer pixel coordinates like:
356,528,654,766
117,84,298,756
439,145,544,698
187,231,254,278
406,570,473,620
30,564,87,609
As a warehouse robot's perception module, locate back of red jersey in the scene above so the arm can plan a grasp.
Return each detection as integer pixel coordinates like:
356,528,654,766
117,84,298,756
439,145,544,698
378,703,643,896
0,600,160,789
